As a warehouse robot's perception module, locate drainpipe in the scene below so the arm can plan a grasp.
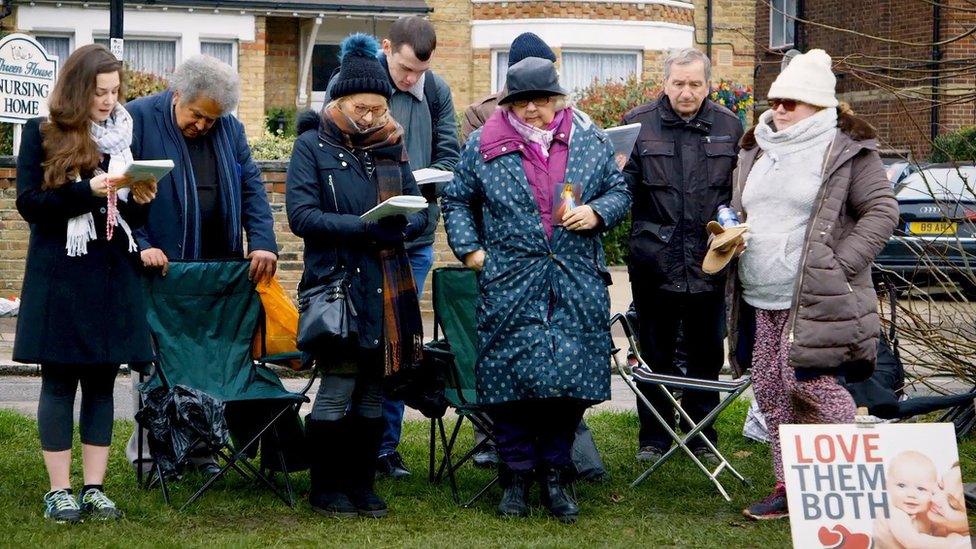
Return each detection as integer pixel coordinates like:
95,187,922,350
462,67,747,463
296,17,323,109
931,3,942,142
795,0,805,50
705,0,713,60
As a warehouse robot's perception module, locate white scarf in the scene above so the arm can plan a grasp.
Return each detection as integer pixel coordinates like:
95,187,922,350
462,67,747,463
753,107,838,159
66,103,138,257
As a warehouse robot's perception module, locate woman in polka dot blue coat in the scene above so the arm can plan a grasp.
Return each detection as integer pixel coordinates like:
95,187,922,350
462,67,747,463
442,56,631,522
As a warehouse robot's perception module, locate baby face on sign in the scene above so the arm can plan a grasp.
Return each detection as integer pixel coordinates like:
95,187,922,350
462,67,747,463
887,451,938,517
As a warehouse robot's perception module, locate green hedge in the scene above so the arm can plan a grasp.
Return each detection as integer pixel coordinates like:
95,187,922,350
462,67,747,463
930,126,976,163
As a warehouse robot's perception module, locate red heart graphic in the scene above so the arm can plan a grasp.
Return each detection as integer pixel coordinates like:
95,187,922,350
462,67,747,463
818,526,843,548
816,524,873,549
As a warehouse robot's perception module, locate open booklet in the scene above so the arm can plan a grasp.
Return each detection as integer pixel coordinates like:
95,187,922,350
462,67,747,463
605,123,641,171
412,167,454,198
124,159,175,182
360,195,429,222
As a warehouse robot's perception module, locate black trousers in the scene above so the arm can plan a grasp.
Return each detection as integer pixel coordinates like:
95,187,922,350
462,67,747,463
489,399,588,472
631,286,725,450
38,363,120,451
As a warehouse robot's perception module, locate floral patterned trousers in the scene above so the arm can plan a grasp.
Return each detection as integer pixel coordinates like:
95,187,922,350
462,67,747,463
751,308,857,481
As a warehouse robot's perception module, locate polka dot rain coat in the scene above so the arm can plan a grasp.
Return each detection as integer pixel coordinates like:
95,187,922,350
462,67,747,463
442,109,632,405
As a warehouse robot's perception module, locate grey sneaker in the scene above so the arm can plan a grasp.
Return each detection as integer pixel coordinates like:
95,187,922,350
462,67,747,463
636,446,665,463
692,447,722,468
43,489,81,523
81,488,123,521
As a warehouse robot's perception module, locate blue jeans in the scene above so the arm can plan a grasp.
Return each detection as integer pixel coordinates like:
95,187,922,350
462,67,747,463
378,244,434,457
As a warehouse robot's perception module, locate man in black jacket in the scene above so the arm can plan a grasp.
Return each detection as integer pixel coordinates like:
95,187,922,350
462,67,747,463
622,48,743,465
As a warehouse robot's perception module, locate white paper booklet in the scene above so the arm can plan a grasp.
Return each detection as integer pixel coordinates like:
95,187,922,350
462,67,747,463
605,123,641,158
124,159,175,182
360,195,428,222
412,168,454,186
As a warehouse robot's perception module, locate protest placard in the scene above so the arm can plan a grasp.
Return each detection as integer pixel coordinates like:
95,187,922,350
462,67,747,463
781,423,971,549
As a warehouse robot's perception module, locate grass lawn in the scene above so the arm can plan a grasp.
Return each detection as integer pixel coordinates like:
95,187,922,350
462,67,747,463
1,400,974,547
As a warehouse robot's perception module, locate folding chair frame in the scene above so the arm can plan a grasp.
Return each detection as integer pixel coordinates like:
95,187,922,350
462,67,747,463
610,312,751,501
136,358,314,511
426,272,499,508
430,407,498,507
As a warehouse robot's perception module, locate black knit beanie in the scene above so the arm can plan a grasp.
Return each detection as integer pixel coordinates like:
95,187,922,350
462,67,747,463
508,32,556,66
331,33,392,100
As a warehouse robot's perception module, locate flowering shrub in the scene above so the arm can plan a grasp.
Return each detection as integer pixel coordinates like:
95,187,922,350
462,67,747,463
709,80,754,126
251,129,295,160
575,75,660,129
124,70,169,102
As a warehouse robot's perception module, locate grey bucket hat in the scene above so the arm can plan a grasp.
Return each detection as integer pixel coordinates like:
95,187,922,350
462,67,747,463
498,57,569,105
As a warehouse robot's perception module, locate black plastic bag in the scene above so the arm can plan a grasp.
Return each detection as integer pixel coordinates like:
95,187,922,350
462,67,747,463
135,385,228,476
572,420,608,481
384,341,449,419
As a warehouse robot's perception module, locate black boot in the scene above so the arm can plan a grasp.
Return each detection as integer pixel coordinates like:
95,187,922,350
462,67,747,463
305,416,358,518
496,465,530,518
539,467,579,523
346,416,389,518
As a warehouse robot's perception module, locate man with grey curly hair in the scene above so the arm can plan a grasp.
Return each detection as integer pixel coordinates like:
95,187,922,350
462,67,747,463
168,54,241,115
124,55,278,474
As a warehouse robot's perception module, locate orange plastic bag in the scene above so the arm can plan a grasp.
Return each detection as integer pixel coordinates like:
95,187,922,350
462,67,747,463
252,276,303,370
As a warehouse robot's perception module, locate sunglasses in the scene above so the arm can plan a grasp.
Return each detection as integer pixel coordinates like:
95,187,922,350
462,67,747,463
512,96,553,108
769,98,798,112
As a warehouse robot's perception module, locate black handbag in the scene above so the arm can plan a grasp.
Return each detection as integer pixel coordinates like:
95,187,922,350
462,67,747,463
296,273,358,353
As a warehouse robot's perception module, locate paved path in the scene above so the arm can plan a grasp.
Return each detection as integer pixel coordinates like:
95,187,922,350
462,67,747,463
0,371,644,421
0,269,645,420
1,269,970,422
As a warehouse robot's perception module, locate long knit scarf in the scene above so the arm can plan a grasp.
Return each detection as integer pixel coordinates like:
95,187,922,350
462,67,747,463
66,104,137,257
753,107,838,159
322,105,423,377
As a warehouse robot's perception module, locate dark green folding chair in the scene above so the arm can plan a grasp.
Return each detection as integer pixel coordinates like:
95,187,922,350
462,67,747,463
427,267,499,507
135,260,310,510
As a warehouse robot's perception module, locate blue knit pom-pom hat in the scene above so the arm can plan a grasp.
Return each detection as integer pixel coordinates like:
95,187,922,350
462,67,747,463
331,33,392,100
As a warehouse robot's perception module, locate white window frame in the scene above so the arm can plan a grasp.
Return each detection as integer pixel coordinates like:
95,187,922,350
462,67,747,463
490,49,510,94
94,35,180,77
559,48,642,93
32,32,74,63
200,39,238,70
769,0,797,50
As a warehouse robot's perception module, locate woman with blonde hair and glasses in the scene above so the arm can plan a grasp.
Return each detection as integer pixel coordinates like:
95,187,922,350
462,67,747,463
286,33,428,519
14,43,156,523
443,56,630,522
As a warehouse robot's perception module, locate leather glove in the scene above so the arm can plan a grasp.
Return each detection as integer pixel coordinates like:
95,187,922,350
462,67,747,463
366,215,408,245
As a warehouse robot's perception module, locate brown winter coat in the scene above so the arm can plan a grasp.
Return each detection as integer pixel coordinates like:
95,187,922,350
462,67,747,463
726,111,899,382
460,93,500,143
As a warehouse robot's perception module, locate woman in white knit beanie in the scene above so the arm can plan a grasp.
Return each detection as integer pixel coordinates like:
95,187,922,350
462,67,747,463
721,49,898,520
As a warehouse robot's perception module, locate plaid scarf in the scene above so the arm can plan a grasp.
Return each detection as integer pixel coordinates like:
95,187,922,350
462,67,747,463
322,105,423,377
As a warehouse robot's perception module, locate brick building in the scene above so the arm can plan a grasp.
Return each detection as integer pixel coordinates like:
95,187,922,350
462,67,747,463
754,0,976,158
0,0,757,298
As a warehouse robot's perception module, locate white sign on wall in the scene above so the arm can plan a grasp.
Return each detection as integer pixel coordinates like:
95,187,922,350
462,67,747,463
0,33,58,124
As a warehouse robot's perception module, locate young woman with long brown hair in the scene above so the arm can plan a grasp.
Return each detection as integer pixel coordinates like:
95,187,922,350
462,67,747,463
13,43,156,523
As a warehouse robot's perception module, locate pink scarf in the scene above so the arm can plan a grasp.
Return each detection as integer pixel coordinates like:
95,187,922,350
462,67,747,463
505,109,566,160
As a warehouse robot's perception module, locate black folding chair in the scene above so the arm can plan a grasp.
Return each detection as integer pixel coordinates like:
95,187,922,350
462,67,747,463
135,260,311,510
426,267,499,507
611,312,752,501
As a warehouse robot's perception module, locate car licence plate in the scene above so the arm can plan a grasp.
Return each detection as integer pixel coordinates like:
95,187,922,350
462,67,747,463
908,221,957,235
